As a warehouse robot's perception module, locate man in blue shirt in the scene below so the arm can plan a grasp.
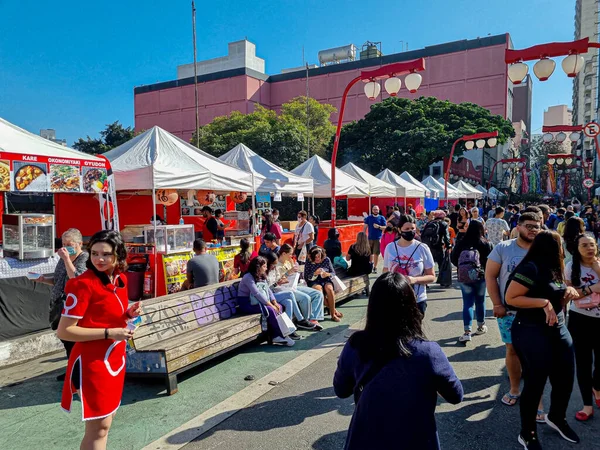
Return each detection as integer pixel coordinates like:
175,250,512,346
363,205,387,272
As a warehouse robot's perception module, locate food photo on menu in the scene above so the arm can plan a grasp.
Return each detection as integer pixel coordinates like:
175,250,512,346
0,159,10,191
12,161,47,191
49,164,81,192
82,167,107,193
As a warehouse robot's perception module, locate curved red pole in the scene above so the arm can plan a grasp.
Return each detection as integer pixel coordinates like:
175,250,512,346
444,137,463,206
330,75,362,228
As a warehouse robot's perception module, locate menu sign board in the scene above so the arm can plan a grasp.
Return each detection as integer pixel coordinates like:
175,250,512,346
0,151,109,194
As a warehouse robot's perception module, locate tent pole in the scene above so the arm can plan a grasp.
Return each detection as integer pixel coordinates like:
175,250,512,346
152,186,158,299
251,172,256,236
369,195,372,213
312,195,315,217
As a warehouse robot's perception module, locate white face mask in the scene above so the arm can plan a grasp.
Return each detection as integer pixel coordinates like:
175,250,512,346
273,215,279,221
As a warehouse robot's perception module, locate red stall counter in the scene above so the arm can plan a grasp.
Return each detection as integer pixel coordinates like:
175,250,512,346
317,221,363,254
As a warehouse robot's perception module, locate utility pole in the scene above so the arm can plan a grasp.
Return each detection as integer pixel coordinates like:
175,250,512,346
306,63,310,161
192,1,200,148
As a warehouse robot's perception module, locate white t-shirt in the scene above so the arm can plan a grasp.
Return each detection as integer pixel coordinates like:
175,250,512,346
295,220,314,246
565,261,600,318
383,240,435,303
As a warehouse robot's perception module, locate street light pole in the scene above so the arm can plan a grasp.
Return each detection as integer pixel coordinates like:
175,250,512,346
329,59,426,227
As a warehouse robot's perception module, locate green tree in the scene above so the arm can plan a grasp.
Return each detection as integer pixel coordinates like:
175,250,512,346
191,98,337,169
73,121,135,155
328,97,515,177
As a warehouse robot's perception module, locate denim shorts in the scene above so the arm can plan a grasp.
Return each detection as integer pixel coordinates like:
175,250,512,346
497,313,516,344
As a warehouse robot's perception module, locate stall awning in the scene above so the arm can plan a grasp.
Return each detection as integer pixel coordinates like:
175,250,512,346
438,177,465,198
400,171,436,198
219,143,314,195
376,169,425,198
340,163,396,198
453,180,483,199
103,127,253,192
290,155,369,198
421,176,452,199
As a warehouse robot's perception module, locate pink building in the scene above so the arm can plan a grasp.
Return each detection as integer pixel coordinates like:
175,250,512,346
135,34,517,143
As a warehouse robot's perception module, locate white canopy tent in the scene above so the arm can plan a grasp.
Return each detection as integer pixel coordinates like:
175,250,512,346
376,169,426,200
453,180,483,199
400,171,436,199
290,155,369,198
340,163,396,197
219,143,314,195
438,178,467,198
422,176,456,199
475,185,496,199
489,187,507,199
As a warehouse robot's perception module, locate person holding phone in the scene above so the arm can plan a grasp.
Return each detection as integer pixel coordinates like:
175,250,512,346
34,228,88,382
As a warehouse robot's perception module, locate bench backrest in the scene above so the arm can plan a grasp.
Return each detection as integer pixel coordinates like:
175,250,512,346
133,279,241,349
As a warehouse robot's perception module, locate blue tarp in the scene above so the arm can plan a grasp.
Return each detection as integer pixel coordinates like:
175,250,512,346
424,198,439,211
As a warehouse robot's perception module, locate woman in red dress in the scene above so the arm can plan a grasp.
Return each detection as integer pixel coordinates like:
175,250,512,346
57,230,141,450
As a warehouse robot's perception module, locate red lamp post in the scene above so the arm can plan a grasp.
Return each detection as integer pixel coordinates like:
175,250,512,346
487,158,526,193
443,131,499,205
330,58,426,227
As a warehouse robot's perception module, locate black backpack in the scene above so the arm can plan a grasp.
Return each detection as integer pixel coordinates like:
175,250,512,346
421,221,442,248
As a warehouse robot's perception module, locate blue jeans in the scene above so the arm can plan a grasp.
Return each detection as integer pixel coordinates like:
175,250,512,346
296,286,325,321
274,291,304,321
459,280,486,332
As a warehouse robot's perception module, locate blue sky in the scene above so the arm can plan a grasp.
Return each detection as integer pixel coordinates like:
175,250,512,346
0,0,576,145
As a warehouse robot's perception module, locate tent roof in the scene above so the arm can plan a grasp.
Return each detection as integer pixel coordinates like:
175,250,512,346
453,180,483,199
290,155,369,198
474,185,497,199
422,176,459,199
438,177,466,196
103,126,253,192
489,186,507,198
0,117,107,163
376,169,426,198
340,163,397,197
219,143,314,194
400,172,436,198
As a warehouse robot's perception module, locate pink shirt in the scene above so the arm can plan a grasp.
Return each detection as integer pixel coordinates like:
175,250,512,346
380,232,395,259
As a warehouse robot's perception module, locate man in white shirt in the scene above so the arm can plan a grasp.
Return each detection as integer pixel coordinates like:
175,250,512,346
293,210,315,259
486,206,510,246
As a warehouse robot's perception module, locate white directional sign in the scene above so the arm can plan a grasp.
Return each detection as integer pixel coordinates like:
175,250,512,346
584,122,600,138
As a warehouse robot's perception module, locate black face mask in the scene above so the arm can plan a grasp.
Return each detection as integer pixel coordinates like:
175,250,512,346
400,231,416,241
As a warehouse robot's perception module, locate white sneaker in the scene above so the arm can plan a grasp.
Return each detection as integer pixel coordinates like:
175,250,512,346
458,333,472,343
474,325,488,335
272,336,295,347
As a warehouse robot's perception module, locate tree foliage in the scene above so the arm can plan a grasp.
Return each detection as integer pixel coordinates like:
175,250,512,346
191,97,337,170
73,121,135,155
328,97,515,177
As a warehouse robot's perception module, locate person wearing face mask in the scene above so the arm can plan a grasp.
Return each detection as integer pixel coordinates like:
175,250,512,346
34,228,89,382
293,210,315,259
383,215,436,316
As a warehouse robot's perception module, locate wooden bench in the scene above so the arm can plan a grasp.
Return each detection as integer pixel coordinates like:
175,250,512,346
125,274,369,395
126,279,262,395
334,271,370,304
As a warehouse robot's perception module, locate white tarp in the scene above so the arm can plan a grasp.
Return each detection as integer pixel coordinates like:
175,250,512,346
103,126,253,192
340,163,397,198
0,117,107,163
219,143,314,195
291,155,369,198
400,171,435,199
377,169,426,198
422,176,456,199
453,180,483,199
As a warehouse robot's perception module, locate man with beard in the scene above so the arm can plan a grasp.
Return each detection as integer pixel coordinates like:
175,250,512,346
363,205,387,272
485,212,546,417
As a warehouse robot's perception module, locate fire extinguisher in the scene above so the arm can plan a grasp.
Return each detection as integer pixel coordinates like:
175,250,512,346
143,258,153,297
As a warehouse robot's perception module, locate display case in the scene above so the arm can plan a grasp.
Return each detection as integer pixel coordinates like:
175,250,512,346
143,224,194,254
2,214,55,260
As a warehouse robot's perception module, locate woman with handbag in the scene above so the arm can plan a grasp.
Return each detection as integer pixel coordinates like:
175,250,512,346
564,233,600,422
505,231,580,449
57,230,142,450
451,220,492,343
237,256,294,347
35,228,88,382
334,272,463,450
304,247,341,322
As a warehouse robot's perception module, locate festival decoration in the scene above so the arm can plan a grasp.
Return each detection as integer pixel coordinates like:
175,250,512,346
155,189,179,206
230,191,248,204
196,190,216,206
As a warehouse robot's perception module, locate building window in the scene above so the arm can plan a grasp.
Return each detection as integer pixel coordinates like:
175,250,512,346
584,76,592,86
432,166,441,177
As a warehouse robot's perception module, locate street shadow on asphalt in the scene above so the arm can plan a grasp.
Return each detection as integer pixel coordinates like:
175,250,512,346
165,386,354,445
312,431,348,449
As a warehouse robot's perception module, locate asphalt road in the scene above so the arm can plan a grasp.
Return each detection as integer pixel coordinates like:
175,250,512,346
180,282,600,450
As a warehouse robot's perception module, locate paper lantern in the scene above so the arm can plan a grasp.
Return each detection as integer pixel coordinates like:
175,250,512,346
230,191,248,203
196,190,216,206
156,189,178,206
102,201,114,219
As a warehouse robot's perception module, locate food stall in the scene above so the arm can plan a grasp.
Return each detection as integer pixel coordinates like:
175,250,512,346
0,117,118,340
103,126,255,298
340,162,397,220
374,168,426,213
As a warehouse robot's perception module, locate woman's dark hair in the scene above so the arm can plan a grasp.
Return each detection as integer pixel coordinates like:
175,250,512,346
277,243,294,257
462,220,486,247
262,213,274,233
308,246,326,262
564,211,575,221
238,238,252,265
570,233,598,287
564,217,586,256
87,230,128,285
398,214,415,229
247,256,267,281
518,231,564,282
349,272,426,360
458,207,469,219
264,251,278,270
327,228,340,240
214,209,223,217
310,214,320,225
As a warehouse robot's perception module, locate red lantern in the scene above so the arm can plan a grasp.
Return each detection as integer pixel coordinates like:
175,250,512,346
196,190,216,206
102,201,114,219
156,189,178,206
230,191,247,203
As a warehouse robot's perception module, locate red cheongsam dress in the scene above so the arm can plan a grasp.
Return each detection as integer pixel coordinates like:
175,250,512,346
60,270,129,421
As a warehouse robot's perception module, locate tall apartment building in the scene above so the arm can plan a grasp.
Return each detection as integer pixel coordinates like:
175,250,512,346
543,105,573,153
573,0,599,157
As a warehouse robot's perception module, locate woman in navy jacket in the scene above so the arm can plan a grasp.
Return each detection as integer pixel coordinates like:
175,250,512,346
334,272,463,450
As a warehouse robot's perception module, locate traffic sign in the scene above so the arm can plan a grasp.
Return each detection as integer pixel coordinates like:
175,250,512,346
584,122,600,138
583,178,594,189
